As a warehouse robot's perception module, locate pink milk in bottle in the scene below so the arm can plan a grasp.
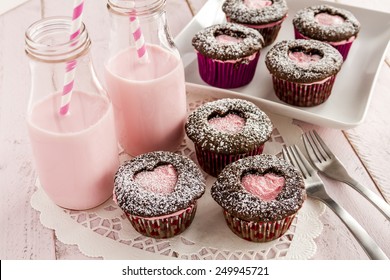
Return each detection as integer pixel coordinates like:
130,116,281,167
27,91,119,210
106,0,187,156
25,17,119,210
104,44,186,156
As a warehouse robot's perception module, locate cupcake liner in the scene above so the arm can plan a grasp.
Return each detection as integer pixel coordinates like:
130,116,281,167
126,203,197,239
332,41,353,61
195,144,265,177
293,28,308,41
248,22,283,47
294,28,354,60
223,210,296,242
271,75,337,107
196,52,260,89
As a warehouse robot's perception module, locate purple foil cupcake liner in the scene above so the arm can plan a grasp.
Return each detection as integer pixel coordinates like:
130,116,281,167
197,52,260,89
248,23,283,47
126,203,197,239
271,75,337,107
294,28,354,60
332,42,353,61
223,210,296,242
194,144,264,177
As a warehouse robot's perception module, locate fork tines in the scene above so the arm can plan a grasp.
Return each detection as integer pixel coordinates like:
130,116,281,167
302,130,334,163
282,145,315,180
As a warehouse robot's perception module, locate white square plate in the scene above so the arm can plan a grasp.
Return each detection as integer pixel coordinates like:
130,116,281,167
175,0,390,129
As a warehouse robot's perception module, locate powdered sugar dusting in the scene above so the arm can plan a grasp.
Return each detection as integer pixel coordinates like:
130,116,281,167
265,39,343,83
114,151,205,217
293,5,360,42
192,23,263,61
211,154,306,222
222,0,288,25
208,113,245,134
185,98,273,154
134,164,177,194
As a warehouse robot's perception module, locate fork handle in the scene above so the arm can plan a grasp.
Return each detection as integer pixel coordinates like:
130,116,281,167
343,176,390,221
321,197,388,260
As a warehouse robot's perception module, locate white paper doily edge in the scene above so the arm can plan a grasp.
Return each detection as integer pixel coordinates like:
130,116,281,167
30,188,174,260
31,186,325,260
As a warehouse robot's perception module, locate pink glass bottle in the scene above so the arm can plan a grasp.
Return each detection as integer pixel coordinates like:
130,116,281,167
25,17,119,210
105,0,187,156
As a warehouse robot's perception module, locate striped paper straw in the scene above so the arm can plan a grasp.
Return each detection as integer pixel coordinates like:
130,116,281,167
129,4,149,63
59,0,85,116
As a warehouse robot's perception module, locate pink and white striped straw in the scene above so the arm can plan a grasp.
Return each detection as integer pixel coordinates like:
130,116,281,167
59,0,85,116
129,3,149,63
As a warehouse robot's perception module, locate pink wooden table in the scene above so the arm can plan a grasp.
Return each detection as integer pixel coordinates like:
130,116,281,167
1,0,389,260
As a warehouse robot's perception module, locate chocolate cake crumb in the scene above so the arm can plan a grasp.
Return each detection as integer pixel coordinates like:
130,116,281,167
192,23,264,61
222,0,288,25
265,39,343,83
185,98,273,154
114,151,206,217
293,5,360,42
211,154,306,222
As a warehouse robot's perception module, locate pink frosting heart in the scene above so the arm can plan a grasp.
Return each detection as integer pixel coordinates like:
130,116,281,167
134,164,177,194
215,34,243,44
288,51,322,67
243,0,273,9
241,173,285,201
315,13,345,26
208,113,245,134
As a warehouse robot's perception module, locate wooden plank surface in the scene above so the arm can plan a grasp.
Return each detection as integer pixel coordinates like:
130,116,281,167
1,0,389,260
0,0,55,260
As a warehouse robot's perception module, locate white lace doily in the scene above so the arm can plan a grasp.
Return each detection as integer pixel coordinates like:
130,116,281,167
31,83,325,260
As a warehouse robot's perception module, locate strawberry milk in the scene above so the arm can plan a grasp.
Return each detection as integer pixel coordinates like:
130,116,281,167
27,91,119,210
104,44,186,156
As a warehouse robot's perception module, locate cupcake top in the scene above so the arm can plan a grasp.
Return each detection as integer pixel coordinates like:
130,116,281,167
222,0,288,25
192,22,264,61
185,98,273,154
265,39,343,83
293,5,360,42
114,151,205,217
211,154,306,222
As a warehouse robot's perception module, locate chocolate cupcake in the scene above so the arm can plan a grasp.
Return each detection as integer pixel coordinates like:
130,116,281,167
265,39,343,107
222,0,288,47
185,98,273,177
192,22,264,89
211,154,306,242
113,151,205,239
293,5,360,60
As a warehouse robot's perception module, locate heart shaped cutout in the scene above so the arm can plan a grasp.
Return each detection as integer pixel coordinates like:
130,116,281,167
241,173,285,201
288,51,322,67
315,12,345,26
288,46,323,67
134,164,177,194
243,0,273,9
208,111,246,134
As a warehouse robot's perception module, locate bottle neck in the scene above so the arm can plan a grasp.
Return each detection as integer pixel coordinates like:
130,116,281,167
106,0,179,59
25,16,91,63
107,0,166,17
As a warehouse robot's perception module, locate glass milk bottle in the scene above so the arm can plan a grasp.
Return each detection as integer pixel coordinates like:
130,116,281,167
25,17,120,210
105,0,186,156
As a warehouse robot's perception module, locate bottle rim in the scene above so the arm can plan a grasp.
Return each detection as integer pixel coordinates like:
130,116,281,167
25,16,91,63
107,0,166,16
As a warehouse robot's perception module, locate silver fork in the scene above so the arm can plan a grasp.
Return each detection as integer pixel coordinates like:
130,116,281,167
303,130,390,221
282,145,388,260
